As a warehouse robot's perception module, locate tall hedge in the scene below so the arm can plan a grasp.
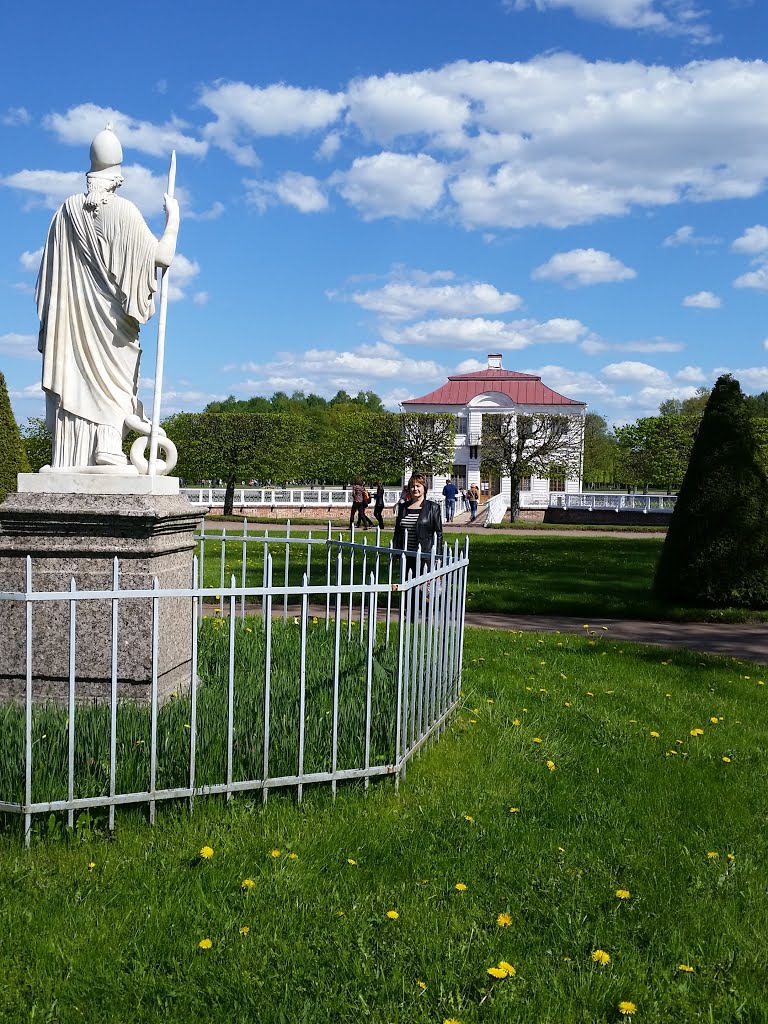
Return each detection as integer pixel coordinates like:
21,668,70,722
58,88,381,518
654,374,768,608
0,372,30,501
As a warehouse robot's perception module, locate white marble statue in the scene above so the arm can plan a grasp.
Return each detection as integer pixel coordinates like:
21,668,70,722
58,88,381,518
35,125,179,474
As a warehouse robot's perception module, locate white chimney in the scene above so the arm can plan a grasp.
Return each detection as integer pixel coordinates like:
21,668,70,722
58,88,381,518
487,353,503,369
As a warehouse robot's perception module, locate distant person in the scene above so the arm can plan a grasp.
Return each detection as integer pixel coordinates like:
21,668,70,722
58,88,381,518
468,483,480,522
360,483,375,528
373,480,385,530
461,488,470,513
350,478,367,530
393,472,443,580
442,478,458,523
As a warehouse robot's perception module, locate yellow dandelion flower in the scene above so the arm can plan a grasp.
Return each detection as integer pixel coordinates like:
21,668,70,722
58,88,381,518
312,616,318,624
244,627,252,633
198,938,212,950
677,964,694,972
87,862,96,871
706,851,719,859
512,719,521,727
690,728,704,736
546,760,556,771
417,979,427,990
591,949,611,965
386,910,399,920
347,858,357,865
443,1019,462,1024
463,815,474,823
618,1001,637,1016
487,698,494,704
498,961,516,976
271,848,281,858
615,889,631,900
199,846,214,860
287,852,298,860
564,701,572,707
533,737,543,744
241,878,255,890
727,852,735,861
586,691,594,696
722,756,731,763
649,731,660,738
710,716,719,724
509,806,520,813
496,912,512,927
239,926,250,936
487,966,509,979
454,882,467,891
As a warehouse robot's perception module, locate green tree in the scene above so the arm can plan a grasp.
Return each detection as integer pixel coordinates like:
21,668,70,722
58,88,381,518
480,412,583,520
0,373,31,499
658,386,710,418
614,414,700,491
654,375,768,608
744,391,768,418
399,413,456,477
20,416,53,472
582,412,617,484
166,412,309,514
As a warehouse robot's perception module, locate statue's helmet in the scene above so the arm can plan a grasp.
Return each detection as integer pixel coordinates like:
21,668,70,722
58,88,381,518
88,123,123,178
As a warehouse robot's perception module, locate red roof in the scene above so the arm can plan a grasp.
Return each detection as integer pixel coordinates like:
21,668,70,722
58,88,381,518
402,368,585,407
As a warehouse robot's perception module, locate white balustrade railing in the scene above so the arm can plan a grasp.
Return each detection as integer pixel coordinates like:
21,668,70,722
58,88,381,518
482,491,508,526
548,492,677,513
181,486,404,508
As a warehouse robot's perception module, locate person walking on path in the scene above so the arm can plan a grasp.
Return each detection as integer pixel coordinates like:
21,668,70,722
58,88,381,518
468,483,480,522
373,480,386,530
442,478,458,523
350,479,369,530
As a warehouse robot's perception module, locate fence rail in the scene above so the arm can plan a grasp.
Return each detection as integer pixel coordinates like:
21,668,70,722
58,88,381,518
182,486,405,508
0,526,468,845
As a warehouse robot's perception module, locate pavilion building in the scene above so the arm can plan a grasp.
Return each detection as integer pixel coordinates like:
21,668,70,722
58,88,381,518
401,353,587,511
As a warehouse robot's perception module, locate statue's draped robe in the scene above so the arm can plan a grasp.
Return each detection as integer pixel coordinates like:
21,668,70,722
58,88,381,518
35,194,157,467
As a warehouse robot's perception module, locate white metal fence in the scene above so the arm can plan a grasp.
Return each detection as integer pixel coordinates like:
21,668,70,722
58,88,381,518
0,526,469,845
182,486,404,508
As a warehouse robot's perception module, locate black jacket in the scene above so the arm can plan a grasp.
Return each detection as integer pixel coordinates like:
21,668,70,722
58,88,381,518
393,499,443,558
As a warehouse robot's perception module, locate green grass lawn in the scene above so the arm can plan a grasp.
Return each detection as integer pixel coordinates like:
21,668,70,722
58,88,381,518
2,627,766,1023
199,528,768,623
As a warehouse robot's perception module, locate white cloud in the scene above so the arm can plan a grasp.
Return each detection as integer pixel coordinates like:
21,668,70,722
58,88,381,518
166,253,201,302
185,201,225,222
0,333,37,359
19,247,43,271
340,280,522,320
602,360,671,385
675,365,707,383
682,290,721,308
662,225,720,247
245,172,328,213
345,72,468,146
506,0,715,43
44,103,207,158
732,225,768,254
580,337,684,354
333,152,446,219
223,344,448,408
523,364,614,399
718,366,768,391
199,82,345,165
2,106,30,126
1,163,187,217
316,131,342,160
733,262,768,292
384,315,589,349
532,248,636,286
192,291,209,306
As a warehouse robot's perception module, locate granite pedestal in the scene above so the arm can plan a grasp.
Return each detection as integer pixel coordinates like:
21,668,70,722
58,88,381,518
0,475,206,704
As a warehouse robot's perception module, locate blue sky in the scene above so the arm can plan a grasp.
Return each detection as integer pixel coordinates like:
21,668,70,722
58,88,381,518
2,0,767,428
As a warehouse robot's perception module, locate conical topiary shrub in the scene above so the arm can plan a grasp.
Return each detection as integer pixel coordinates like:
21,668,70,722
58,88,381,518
654,374,768,608
0,371,30,502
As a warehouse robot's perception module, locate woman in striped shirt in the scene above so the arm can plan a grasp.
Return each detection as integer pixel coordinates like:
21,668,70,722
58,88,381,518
393,472,443,581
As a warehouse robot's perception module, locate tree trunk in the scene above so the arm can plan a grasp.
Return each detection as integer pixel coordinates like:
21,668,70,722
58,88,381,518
223,475,236,516
509,482,521,521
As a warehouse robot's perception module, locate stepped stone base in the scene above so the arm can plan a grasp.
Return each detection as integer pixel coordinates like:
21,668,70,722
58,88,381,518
0,489,206,704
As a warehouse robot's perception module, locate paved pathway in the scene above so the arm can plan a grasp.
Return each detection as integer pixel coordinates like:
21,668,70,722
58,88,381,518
462,611,768,665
